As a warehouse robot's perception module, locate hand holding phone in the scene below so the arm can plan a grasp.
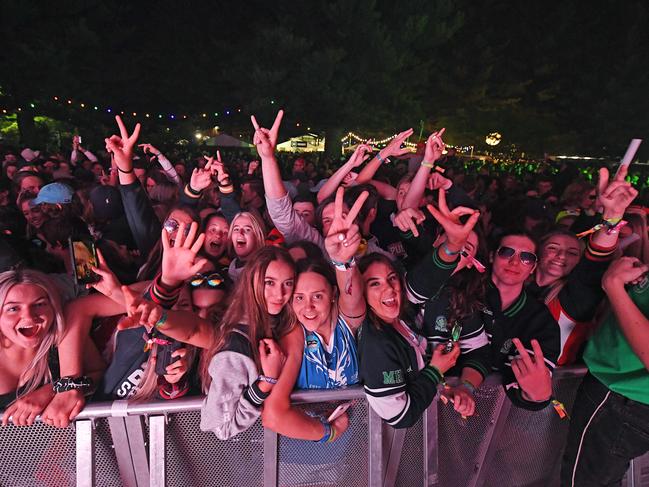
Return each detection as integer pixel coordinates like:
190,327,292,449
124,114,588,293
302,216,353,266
327,400,355,423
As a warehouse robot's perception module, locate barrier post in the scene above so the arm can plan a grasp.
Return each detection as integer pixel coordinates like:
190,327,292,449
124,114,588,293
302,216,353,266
76,419,95,487
149,415,166,487
264,428,278,487
368,406,384,487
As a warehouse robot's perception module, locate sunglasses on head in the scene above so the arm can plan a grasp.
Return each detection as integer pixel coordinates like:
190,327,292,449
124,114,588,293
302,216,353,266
163,218,191,236
496,246,538,266
190,273,225,288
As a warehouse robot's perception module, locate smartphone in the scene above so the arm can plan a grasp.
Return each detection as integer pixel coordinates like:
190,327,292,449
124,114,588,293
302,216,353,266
327,401,355,423
69,238,99,285
155,340,183,376
78,136,82,145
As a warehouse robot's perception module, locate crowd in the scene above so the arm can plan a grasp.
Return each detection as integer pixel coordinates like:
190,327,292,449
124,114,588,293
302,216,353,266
0,110,647,486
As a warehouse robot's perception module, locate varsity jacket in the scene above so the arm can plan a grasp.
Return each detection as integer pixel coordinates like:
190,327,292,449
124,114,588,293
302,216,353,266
484,284,561,410
200,327,270,440
527,236,615,365
406,248,491,379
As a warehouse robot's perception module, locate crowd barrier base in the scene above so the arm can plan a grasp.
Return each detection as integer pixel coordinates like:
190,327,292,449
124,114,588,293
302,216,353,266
1,367,648,487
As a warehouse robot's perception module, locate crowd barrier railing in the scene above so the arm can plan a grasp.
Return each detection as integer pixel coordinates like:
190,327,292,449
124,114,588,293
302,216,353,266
1,366,648,487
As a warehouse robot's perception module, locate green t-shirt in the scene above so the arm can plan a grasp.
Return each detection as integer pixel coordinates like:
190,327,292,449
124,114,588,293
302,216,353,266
584,278,649,405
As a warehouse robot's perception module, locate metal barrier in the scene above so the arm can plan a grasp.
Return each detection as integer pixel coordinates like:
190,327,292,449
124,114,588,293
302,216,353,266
1,368,648,487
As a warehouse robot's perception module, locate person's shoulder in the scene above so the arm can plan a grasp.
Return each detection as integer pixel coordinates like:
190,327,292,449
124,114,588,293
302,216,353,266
222,326,253,357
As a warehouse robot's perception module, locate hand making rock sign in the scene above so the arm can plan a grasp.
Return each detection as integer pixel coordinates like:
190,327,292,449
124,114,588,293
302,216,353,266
511,338,552,402
251,110,284,159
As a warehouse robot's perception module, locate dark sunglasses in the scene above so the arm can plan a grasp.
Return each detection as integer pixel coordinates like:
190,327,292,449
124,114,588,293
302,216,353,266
190,273,225,288
163,218,191,236
496,246,538,266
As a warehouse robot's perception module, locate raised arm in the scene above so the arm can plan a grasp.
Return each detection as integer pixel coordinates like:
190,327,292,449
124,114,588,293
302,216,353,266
317,144,372,204
324,187,369,330
402,129,445,209
252,110,286,199
140,143,181,185
356,129,413,184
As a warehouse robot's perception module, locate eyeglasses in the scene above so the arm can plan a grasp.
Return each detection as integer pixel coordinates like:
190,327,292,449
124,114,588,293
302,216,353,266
163,218,191,236
496,246,538,266
190,273,225,288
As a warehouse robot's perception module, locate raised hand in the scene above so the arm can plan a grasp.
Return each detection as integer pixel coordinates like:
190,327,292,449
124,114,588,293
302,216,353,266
161,221,208,288
248,160,260,175
427,189,480,252
430,342,460,374
597,165,638,220
393,208,426,237
341,171,358,187
138,143,161,157
423,128,446,164
105,116,141,172
324,187,369,263
189,155,217,192
118,286,164,331
89,248,123,299
377,128,414,160
602,256,649,290
428,172,452,191
348,143,373,168
511,338,552,402
251,110,284,159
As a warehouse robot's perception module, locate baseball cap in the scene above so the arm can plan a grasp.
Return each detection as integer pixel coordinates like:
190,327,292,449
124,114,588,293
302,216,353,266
30,182,74,206
90,186,124,221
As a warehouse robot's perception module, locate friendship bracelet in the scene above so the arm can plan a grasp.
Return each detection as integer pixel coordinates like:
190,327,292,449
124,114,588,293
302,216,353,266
327,424,337,443
330,256,356,272
154,311,168,330
258,375,278,385
317,419,333,443
117,166,134,174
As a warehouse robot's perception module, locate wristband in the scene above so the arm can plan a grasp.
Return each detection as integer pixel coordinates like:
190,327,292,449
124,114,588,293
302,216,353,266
421,161,435,169
258,375,278,385
317,418,333,443
52,376,94,394
460,380,476,394
186,184,202,196
376,152,390,165
219,184,234,194
330,256,356,272
441,242,461,256
154,311,168,330
117,166,134,174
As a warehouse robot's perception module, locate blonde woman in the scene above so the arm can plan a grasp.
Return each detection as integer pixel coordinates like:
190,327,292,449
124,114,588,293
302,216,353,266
227,211,267,282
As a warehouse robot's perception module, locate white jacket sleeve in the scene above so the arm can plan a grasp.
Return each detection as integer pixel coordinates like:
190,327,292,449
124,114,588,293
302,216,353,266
199,351,262,440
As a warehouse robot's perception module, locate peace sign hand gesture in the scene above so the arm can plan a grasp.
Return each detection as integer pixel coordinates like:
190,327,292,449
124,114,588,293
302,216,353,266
105,116,141,172
161,221,209,288
378,128,414,160
427,189,480,252
348,143,373,168
511,338,552,402
597,165,638,220
423,128,446,165
251,110,284,159
325,187,369,263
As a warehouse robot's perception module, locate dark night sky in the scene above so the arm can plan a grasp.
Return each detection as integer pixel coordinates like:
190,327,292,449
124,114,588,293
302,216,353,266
1,0,648,156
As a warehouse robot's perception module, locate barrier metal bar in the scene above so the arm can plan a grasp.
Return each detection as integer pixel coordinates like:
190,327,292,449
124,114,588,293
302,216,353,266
149,415,166,487
383,426,406,487
76,419,94,487
368,406,384,487
264,428,278,487
108,416,141,487
425,401,437,487
125,415,150,486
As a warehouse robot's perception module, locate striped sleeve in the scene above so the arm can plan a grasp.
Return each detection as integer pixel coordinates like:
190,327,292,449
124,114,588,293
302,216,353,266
406,248,458,304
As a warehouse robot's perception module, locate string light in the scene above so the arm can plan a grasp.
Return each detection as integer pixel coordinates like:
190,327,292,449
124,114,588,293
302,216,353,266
341,131,473,153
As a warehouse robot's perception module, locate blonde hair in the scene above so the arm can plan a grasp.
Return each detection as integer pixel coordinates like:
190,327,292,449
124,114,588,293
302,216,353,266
0,269,65,396
227,211,266,258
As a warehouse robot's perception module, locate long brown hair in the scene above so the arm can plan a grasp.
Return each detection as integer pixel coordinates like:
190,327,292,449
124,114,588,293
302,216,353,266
199,246,296,391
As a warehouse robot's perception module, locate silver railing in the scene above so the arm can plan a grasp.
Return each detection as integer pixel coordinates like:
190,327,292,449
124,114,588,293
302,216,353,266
1,367,648,487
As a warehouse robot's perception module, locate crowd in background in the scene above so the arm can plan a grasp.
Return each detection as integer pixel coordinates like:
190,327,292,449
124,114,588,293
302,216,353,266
0,111,647,486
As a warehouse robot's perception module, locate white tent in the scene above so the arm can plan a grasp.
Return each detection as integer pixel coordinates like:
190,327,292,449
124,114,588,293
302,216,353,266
277,133,325,152
204,133,253,148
